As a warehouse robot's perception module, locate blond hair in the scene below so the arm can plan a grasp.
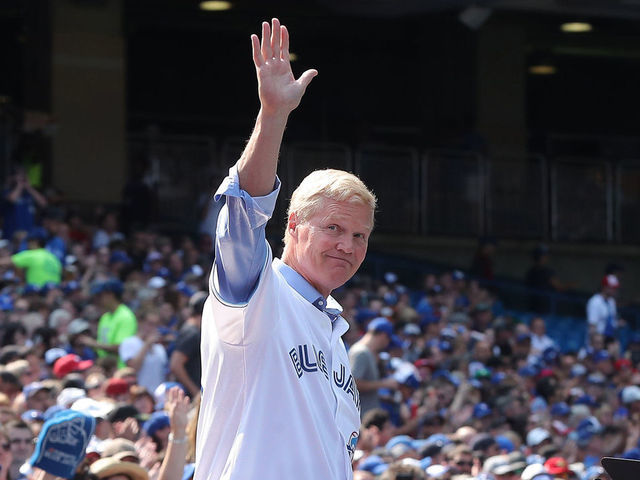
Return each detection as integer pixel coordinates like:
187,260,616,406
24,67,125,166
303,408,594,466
283,169,377,246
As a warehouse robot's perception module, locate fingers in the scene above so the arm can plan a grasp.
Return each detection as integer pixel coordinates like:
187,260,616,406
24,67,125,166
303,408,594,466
260,21,271,61
271,18,281,59
297,69,318,90
251,34,263,67
281,25,290,62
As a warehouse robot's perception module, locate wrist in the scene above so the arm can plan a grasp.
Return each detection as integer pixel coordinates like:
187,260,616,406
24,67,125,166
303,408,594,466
168,432,188,444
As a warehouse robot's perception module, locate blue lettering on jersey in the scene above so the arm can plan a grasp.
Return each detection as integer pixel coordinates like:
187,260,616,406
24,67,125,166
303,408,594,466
289,348,303,378
333,364,361,410
289,344,328,381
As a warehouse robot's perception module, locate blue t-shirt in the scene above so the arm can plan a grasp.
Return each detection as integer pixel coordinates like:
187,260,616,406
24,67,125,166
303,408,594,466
2,189,36,239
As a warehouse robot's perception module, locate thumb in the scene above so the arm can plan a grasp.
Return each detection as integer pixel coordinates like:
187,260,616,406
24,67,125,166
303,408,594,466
297,69,318,90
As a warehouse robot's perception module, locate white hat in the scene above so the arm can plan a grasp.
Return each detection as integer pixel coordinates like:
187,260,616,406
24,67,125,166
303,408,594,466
521,463,546,480
526,427,551,447
57,387,86,407
621,385,640,404
71,397,114,419
68,318,91,336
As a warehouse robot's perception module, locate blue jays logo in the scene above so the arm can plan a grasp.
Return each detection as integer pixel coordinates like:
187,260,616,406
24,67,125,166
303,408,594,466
347,431,359,460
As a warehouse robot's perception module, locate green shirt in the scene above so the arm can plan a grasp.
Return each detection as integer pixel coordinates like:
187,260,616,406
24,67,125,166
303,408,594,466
11,248,62,286
97,303,137,366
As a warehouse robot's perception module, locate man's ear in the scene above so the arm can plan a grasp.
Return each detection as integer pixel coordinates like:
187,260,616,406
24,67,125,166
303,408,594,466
288,212,298,234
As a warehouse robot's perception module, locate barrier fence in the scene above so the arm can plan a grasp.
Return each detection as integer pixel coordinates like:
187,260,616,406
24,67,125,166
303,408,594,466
128,134,640,244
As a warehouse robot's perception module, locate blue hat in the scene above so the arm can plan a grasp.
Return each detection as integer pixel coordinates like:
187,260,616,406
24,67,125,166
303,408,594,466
142,411,170,437
440,327,456,339
386,435,415,450
176,282,195,298
420,457,433,470
420,313,439,325
623,448,640,460
90,279,123,296
355,309,378,325
63,281,80,294
394,370,421,389
28,409,95,479
23,382,52,399
473,402,492,419
550,402,570,416
0,294,13,311
383,292,398,306
109,250,131,265
358,455,386,473
367,317,394,335
495,435,514,453
452,270,465,281
23,284,41,295
518,365,538,378
27,227,48,241
574,394,598,407
587,372,606,385
439,340,453,353
530,396,548,413
516,333,531,343
491,372,506,385
570,363,587,378
542,346,559,364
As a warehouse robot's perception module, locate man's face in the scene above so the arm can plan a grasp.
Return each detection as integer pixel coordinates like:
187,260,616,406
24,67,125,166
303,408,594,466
287,199,372,297
8,426,34,462
27,389,53,412
453,453,474,474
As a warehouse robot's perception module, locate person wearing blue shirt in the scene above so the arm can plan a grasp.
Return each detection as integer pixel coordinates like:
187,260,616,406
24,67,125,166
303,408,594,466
2,167,47,240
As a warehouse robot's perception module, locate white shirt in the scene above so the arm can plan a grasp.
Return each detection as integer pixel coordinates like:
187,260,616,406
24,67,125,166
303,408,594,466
119,336,168,393
586,293,617,335
195,250,360,480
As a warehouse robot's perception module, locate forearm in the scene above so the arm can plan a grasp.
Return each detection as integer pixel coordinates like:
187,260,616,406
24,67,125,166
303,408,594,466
354,378,390,393
157,430,188,480
236,108,289,197
127,343,153,371
26,186,47,207
171,362,199,397
6,185,22,202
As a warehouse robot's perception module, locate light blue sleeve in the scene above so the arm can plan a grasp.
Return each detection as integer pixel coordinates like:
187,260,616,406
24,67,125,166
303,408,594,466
212,164,281,303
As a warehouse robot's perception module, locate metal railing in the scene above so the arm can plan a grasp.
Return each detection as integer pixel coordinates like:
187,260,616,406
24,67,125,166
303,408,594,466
128,134,640,244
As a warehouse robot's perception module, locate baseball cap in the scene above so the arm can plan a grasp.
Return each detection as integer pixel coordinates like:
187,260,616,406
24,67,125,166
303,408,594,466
21,410,45,422
592,350,611,363
106,404,140,424
367,317,402,347
53,354,93,379
622,386,640,404
23,382,52,399
90,279,123,296
109,251,131,265
44,348,67,366
602,274,620,288
57,388,87,408
473,402,492,419
544,457,570,475
550,402,571,417
70,397,114,420
105,378,130,397
67,319,91,336
142,411,170,437
526,427,551,447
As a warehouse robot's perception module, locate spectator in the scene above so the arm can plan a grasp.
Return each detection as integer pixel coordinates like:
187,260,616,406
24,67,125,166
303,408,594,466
80,280,137,367
6,419,35,480
0,233,62,287
349,317,401,417
470,236,497,282
587,274,622,343
119,308,167,393
170,292,206,400
2,166,47,240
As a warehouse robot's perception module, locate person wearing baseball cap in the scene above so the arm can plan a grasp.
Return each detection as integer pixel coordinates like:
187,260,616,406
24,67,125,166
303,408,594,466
52,354,93,379
586,274,621,343
349,317,401,417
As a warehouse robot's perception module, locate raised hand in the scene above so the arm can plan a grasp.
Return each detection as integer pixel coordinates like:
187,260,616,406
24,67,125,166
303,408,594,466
251,18,317,115
165,386,190,436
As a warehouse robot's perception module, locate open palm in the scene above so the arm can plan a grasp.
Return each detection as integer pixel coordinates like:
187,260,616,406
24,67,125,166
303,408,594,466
251,18,317,114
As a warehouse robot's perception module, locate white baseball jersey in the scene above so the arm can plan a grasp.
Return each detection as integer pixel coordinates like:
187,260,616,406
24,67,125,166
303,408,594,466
194,247,360,480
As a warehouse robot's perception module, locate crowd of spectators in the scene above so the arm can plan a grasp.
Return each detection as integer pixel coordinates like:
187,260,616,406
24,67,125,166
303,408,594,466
0,177,635,480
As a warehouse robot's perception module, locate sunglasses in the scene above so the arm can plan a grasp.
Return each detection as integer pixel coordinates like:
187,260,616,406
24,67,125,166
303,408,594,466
1,443,9,451
456,461,474,467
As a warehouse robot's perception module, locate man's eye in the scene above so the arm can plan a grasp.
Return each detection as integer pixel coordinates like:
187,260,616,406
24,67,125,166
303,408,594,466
327,225,337,231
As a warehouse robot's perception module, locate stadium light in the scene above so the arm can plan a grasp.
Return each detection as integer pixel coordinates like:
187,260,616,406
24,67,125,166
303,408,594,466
561,22,592,33
528,64,556,75
199,1,232,11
